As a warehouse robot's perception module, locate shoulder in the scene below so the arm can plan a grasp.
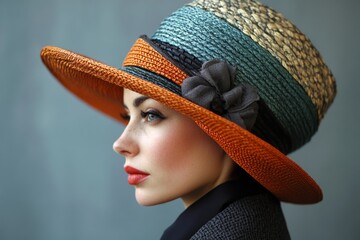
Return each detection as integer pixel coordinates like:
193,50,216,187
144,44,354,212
190,193,291,240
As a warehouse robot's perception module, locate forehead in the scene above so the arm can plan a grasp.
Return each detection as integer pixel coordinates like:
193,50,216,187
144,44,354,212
122,88,192,121
123,89,151,107
123,88,166,110
123,88,143,101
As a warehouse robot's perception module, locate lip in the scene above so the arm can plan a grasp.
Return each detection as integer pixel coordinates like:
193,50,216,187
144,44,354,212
124,166,149,185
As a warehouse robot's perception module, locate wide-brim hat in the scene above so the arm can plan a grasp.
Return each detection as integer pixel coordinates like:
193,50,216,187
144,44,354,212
41,0,336,204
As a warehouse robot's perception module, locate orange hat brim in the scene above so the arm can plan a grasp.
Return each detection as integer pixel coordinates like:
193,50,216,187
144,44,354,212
41,46,322,204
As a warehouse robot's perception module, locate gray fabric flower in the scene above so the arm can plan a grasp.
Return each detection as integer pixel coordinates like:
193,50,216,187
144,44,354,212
181,59,260,130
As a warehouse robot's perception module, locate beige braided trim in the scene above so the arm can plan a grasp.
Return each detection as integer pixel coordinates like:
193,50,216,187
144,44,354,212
189,0,336,120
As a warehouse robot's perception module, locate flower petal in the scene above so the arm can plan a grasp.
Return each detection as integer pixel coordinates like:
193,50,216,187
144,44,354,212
181,60,260,130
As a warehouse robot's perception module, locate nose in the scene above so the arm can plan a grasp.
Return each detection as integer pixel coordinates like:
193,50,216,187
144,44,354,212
113,125,139,157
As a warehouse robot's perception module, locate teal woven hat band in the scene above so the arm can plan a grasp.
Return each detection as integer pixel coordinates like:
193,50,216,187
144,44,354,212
151,0,336,154
190,0,335,120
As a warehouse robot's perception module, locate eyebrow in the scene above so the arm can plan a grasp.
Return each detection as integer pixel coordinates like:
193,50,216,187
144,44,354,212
134,96,150,107
123,95,150,109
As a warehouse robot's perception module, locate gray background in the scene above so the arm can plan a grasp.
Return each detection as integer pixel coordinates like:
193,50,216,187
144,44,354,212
1,0,359,239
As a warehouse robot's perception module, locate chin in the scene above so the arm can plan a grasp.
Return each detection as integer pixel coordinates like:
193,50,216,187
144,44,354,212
135,198,164,206
135,191,175,206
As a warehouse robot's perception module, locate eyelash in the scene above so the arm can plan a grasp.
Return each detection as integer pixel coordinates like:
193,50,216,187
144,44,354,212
121,110,165,122
121,113,130,121
141,110,165,122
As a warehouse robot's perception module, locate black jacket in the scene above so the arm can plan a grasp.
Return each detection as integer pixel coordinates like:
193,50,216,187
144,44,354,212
190,193,290,239
161,180,290,239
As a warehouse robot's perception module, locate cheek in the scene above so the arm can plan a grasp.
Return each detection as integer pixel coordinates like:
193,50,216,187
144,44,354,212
146,120,223,175
146,127,190,171
134,118,226,206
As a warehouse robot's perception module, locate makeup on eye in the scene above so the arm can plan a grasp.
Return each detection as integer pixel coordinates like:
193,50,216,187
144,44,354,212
120,107,165,123
121,112,130,121
141,109,165,123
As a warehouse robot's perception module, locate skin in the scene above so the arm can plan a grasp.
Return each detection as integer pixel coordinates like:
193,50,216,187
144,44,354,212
113,89,238,208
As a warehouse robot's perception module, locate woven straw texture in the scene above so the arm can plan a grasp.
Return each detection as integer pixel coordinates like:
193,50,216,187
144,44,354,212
189,0,336,121
123,38,188,85
41,44,323,203
151,6,318,153
40,0,337,204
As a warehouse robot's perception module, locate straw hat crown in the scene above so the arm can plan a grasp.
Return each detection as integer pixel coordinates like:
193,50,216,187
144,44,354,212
149,0,336,153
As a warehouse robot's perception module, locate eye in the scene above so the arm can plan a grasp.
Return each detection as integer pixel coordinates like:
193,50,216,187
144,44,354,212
141,110,165,123
120,112,130,121
121,114,130,121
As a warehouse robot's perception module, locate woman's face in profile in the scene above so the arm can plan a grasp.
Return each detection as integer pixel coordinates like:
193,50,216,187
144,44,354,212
113,89,234,207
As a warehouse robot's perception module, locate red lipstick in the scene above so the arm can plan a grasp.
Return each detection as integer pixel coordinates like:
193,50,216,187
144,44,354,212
124,166,149,185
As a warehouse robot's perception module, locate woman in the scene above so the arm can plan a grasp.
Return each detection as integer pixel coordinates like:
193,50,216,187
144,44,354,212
41,0,336,239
